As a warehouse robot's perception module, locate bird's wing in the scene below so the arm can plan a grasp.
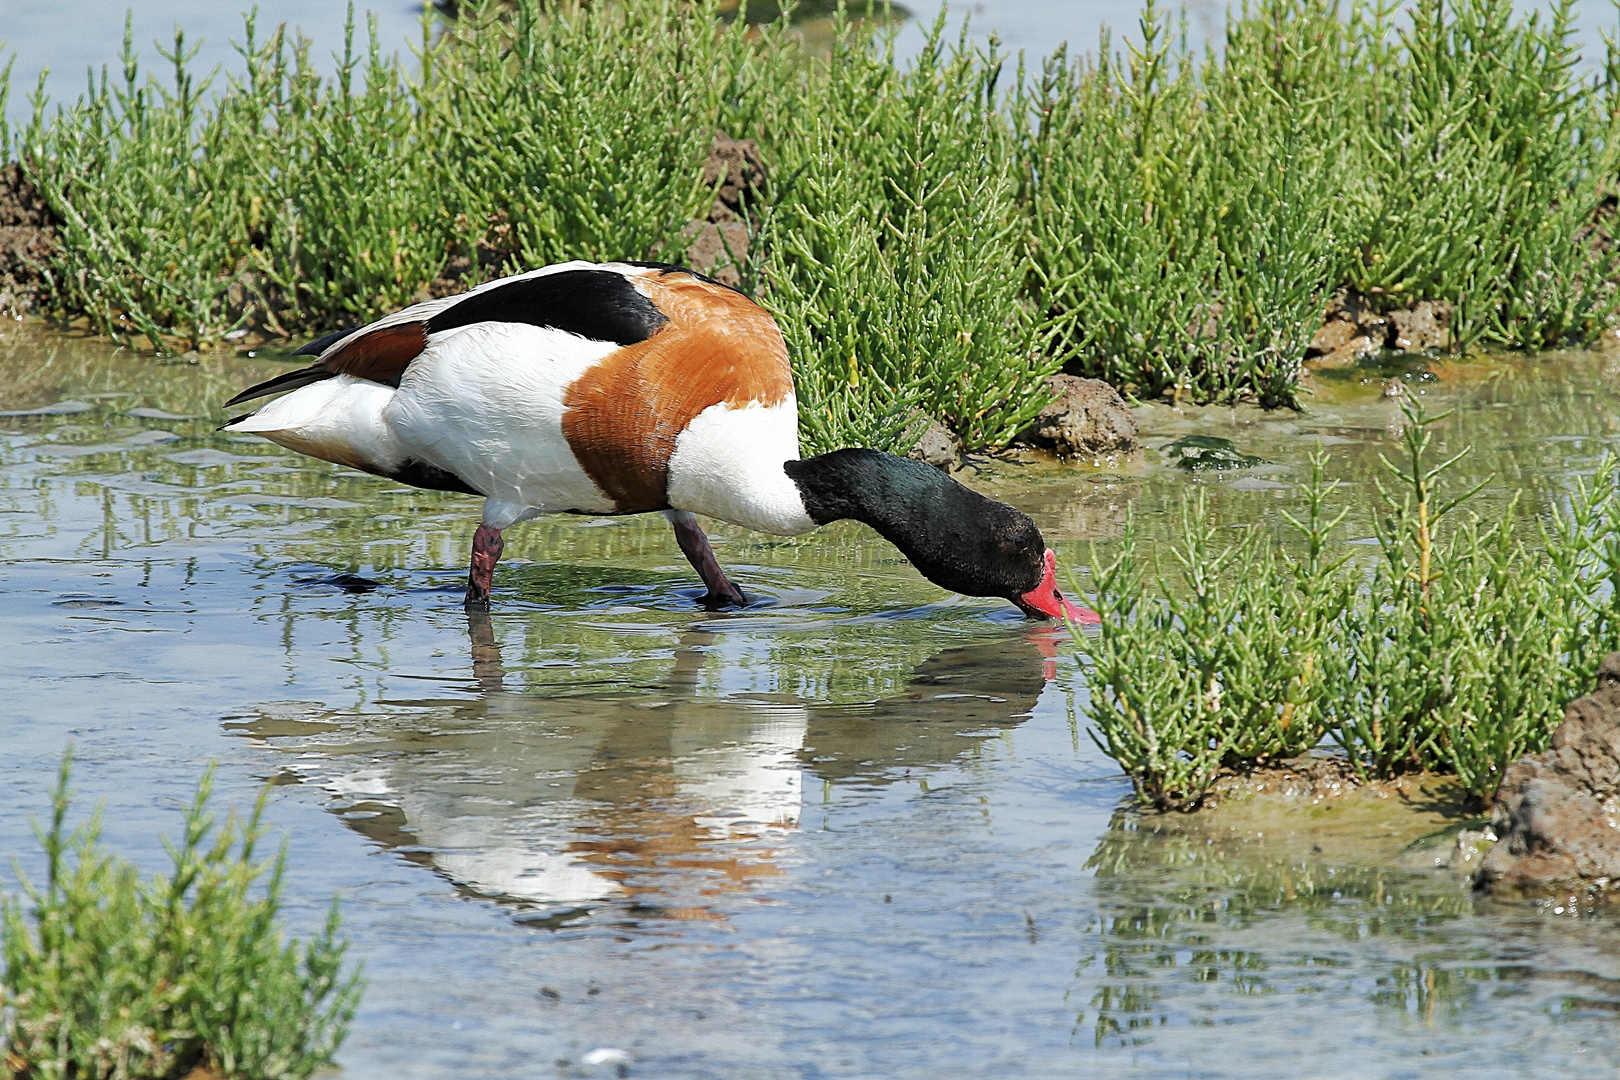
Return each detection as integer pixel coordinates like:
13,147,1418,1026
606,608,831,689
223,263,671,409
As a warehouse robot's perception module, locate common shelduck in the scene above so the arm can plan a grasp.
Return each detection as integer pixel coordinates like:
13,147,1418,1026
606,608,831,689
223,261,1089,620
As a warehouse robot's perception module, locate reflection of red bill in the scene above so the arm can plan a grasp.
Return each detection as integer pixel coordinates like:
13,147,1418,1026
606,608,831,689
1016,549,1101,625
1030,626,1062,683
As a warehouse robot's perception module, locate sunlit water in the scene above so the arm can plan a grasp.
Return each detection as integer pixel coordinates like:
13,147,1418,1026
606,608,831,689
5,325,1620,1077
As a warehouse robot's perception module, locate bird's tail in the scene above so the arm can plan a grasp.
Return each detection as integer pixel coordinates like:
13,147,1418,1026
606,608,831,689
223,374,403,476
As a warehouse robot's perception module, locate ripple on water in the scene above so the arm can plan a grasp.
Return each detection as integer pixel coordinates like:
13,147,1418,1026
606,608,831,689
7,324,1620,1076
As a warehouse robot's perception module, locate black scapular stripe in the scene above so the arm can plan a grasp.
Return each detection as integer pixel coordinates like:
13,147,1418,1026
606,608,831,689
222,366,335,408
426,268,669,345
294,327,359,356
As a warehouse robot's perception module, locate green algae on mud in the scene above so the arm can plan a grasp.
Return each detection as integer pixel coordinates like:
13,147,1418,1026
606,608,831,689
1092,768,1484,898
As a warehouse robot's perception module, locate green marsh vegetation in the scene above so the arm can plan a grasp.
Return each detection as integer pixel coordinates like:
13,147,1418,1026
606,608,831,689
1080,395,1620,811
1021,0,1620,405
3,0,1619,452
1,751,361,1080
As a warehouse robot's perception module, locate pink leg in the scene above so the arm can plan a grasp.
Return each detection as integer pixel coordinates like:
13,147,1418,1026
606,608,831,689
667,511,747,608
465,522,504,610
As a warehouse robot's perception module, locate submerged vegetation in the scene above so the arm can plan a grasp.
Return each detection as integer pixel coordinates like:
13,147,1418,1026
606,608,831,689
1081,396,1620,811
1,753,361,1080
1,0,1618,450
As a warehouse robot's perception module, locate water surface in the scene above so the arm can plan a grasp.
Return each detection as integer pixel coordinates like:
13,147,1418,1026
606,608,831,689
4,325,1620,1077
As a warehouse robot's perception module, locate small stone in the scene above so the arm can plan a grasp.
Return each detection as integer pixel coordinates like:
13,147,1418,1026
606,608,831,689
1330,291,1390,346
581,1047,633,1068
906,414,960,470
1388,300,1453,352
1308,318,1356,355
1306,291,1393,369
1020,375,1139,458
1305,319,1380,370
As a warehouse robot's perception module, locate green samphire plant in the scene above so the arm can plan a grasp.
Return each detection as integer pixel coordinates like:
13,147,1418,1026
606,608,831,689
1082,456,1352,810
1,751,361,1080
6,0,1620,441
1080,395,1620,810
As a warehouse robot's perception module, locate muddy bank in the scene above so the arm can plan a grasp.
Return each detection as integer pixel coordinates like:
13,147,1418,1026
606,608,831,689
1095,761,1484,889
1104,653,1620,909
1477,654,1620,903
1305,290,1455,369
0,163,58,317
680,130,766,288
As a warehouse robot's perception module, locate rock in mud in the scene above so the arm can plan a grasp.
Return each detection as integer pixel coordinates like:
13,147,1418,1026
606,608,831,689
1306,291,1387,369
1475,653,1620,901
1019,375,1139,459
0,162,59,315
1388,300,1453,353
1305,292,1454,368
906,414,960,470
1306,316,1379,369
680,218,750,287
703,131,766,223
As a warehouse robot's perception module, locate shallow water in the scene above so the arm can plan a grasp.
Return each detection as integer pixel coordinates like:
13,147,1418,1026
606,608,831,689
5,325,1620,1077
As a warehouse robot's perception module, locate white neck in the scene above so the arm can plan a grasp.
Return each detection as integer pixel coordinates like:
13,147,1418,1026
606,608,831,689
664,396,816,536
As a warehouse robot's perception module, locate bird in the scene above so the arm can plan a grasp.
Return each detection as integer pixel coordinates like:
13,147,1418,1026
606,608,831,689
222,260,1092,621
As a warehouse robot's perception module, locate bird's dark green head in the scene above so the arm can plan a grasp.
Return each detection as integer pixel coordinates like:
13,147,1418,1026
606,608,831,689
784,449,1091,621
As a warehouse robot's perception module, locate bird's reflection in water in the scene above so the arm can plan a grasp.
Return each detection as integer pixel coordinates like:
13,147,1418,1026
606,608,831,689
229,613,1053,929
468,609,504,693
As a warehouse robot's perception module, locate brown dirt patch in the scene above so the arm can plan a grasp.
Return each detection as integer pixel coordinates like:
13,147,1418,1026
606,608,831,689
1477,652,1620,901
0,162,58,315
